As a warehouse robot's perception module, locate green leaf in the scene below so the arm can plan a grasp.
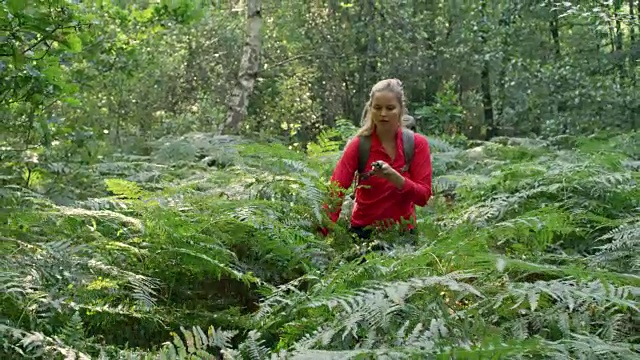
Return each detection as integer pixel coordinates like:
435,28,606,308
6,0,27,13
42,63,63,83
61,33,83,53
12,50,25,67
104,179,143,199
36,116,52,147
62,97,81,106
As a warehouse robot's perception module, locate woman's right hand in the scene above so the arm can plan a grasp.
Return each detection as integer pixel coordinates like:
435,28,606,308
319,227,329,237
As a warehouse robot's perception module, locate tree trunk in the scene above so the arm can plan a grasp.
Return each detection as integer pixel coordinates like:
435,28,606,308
217,0,262,135
354,0,377,126
614,0,624,78
549,11,568,134
497,5,514,132
629,0,637,70
549,15,561,57
480,64,495,140
630,0,638,131
479,1,495,140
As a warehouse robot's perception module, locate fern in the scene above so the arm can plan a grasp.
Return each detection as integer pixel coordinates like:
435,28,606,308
591,220,640,273
154,326,238,359
2,132,639,359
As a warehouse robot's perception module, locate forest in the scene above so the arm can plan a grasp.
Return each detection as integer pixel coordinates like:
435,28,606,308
1,0,639,359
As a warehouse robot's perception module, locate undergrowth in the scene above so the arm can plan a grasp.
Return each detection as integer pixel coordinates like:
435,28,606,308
1,128,639,359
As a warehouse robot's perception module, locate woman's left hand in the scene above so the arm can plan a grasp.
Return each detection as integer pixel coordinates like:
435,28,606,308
371,161,405,189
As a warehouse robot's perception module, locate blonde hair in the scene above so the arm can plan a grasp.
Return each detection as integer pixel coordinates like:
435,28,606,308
357,78,407,137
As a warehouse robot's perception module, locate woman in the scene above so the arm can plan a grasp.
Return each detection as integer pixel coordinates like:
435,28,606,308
321,78,433,239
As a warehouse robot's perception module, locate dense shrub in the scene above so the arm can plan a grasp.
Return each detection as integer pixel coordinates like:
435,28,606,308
1,131,639,359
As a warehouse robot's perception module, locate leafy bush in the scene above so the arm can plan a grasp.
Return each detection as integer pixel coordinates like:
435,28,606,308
1,131,639,359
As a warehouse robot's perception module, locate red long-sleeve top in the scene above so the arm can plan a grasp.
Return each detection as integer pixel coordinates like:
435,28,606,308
324,128,433,230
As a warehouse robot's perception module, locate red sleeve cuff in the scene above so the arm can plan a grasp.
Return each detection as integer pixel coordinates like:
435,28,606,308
401,177,430,206
401,176,417,194
322,203,341,224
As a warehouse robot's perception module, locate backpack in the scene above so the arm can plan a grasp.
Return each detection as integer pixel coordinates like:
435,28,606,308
356,127,416,175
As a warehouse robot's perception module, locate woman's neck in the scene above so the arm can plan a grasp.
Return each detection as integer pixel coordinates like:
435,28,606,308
375,126,398,143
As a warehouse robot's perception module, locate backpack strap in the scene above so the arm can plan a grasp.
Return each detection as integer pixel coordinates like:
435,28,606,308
357,130,414,174
357,135,371,174
401,128,415,173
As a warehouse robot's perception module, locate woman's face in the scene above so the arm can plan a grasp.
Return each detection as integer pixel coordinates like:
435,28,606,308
370,91,401,132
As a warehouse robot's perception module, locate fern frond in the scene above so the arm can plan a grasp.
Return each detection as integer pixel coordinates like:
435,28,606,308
592,221,640,272
153,325,239,360
0,324,92,360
